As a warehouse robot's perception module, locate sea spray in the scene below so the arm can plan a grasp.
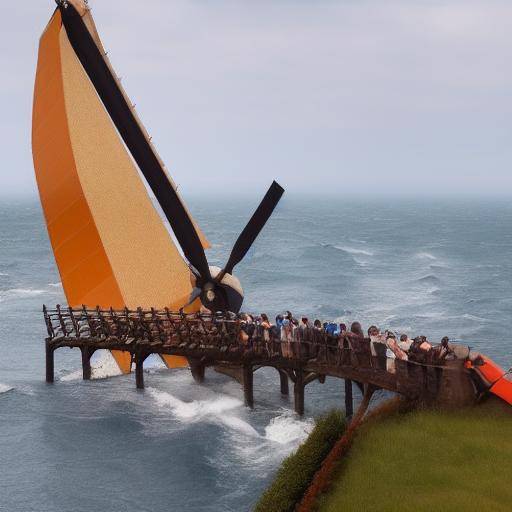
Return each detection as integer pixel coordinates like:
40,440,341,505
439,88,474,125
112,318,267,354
0,383,13,394
60,350,123,381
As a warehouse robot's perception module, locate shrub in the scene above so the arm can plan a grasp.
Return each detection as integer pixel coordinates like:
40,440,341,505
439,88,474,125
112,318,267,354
254,410,346,512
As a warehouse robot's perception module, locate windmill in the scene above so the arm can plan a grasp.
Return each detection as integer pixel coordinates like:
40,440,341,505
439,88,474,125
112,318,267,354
32,0,283,371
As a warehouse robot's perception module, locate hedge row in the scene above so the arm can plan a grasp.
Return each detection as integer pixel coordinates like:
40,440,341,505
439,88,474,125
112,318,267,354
254,410,346,512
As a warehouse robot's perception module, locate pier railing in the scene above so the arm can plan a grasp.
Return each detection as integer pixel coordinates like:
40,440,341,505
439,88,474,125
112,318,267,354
43,306,477,414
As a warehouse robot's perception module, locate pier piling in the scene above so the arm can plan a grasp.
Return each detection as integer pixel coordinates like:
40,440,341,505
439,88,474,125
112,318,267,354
135,352,148,389
190,360,206,383
45,339,54,383
242,364,254,408
278,369,289,395
80,346,94,380
41,307,477,417
294,369,305,416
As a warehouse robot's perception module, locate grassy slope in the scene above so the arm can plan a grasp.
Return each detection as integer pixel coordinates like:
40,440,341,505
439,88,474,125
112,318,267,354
318,400,512,512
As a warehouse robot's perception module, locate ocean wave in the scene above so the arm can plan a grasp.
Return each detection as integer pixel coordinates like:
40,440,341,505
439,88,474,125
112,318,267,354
2,288,45,296
429,264,447,271
0,288,46,303
0,272,8,276
59,370,82,382
264,412,314,444
148,387,259,436
48,282,62,288
60,351,123,381
225,411,315,470
333,245,374,256
415,252,437,260
91,351,124,379
415,274,441,285
460,313,490,323
0,383,13,394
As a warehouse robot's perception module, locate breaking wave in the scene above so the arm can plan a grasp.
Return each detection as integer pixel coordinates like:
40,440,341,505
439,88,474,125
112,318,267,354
334,245,374,256
60,351,123,381
225,411,315,471
1,288,45,297
415,274,441,285
148,387,259,436
415,252,437,260
0,383,13,394
264,413,314,444
148,386,314,449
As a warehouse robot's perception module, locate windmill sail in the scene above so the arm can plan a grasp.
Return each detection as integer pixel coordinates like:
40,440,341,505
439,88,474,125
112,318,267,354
32,1,206,372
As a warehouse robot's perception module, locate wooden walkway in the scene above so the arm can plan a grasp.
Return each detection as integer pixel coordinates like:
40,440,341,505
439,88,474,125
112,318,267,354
43,306,477,416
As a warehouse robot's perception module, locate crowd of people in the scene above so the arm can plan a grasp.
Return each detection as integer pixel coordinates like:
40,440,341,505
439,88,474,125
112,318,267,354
237,311,458,370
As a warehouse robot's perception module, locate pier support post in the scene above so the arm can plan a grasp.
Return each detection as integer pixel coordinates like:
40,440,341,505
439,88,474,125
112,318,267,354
278,369,289,395
350,384,377,427
242,364,254,408
190,360,206,383
344,379,353,419
45,339,54,384
135,352,148,390
80,346,95,381
294,369,305,416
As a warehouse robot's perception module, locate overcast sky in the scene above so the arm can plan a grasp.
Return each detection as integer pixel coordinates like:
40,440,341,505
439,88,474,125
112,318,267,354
1,0,511,197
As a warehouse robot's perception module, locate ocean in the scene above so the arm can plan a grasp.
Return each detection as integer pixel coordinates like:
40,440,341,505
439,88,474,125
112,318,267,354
0,195,511,511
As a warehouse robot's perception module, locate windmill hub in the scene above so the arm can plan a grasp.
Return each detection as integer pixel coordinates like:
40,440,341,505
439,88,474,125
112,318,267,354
205,288,216,302
182,180,283,313
193,266,244,313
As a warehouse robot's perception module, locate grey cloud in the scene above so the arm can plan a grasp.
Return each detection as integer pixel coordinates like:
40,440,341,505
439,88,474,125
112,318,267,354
1,0,511,196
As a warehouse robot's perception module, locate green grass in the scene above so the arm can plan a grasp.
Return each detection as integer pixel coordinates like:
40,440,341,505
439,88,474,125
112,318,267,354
318,400,512,512
255,409,346,512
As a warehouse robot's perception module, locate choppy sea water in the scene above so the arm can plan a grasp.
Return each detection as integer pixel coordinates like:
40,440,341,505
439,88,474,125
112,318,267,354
0,195,511,511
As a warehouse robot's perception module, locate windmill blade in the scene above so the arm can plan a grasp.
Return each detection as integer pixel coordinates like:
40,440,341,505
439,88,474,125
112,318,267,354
222,181,284,276
59,3,211,281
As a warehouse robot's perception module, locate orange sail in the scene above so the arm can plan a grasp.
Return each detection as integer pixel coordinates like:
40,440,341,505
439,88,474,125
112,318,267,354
32,2,205,373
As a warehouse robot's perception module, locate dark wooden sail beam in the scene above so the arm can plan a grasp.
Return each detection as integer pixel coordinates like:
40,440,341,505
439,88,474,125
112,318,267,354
42,307,478,415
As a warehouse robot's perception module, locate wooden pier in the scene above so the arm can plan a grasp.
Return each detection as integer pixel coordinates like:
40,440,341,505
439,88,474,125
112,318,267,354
43,306,478,416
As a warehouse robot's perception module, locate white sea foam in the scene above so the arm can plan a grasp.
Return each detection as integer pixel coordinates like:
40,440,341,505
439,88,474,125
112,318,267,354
227,412,315,470
60,351,123,381
59,369,82,382
415,252,437,260
0,272,8,276
48,282,62,288
90,351,123,379
144,354,167,371
0,383,13,394
461,313,490,323
2,288,45,297
334,245,374,256
0,288,46,303
148,387,260,436
264,413,314,444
